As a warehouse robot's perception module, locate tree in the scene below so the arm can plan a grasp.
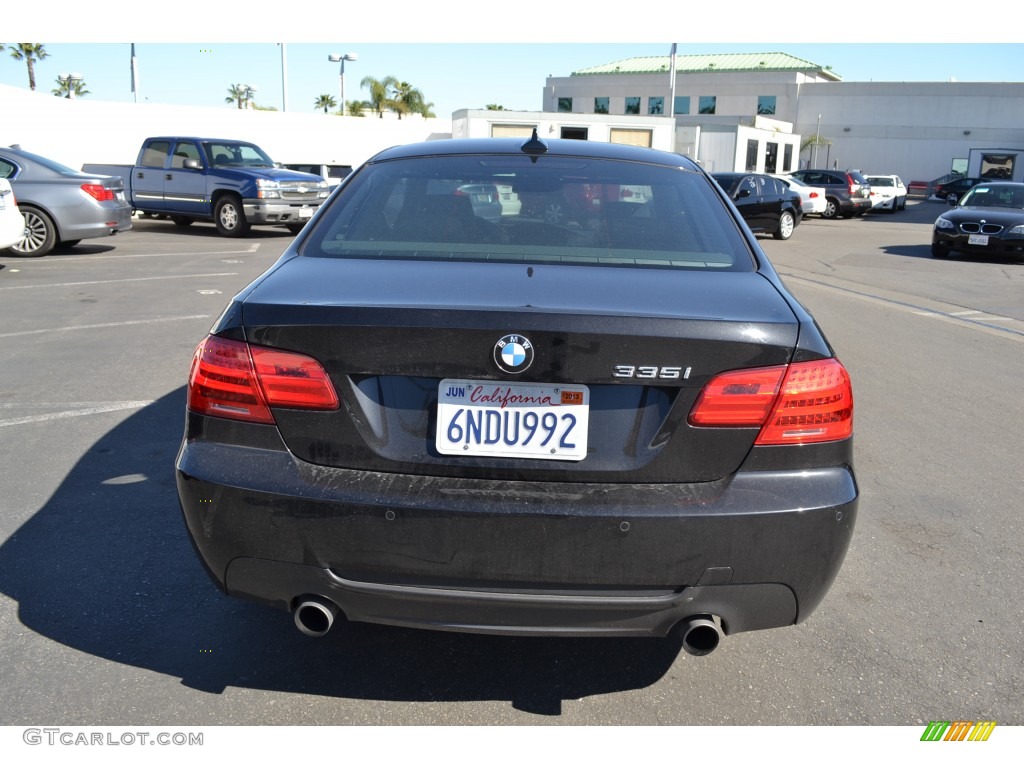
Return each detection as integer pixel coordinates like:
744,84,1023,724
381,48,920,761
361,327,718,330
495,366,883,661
345,100,369,117
52,76,90,98
392,81,434,119
8,44,49,91
485,104,505,111
314,94,337,114
225,83,255,110
360,75,398,118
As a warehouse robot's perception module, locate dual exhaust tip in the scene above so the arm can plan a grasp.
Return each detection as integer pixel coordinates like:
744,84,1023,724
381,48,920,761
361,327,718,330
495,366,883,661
295,597,723,656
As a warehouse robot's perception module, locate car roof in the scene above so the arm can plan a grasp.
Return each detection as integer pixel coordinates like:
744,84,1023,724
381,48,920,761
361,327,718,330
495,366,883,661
368,137,700,170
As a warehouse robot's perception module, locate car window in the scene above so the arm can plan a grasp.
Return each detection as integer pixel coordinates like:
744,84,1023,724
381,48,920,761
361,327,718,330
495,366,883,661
140,142,171,168
868,177,893,187
302,154,754,271
0,158,17,179
171,141,202,169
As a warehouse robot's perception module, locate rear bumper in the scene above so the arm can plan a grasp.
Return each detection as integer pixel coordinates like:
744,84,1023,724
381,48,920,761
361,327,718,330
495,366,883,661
176,419,857,638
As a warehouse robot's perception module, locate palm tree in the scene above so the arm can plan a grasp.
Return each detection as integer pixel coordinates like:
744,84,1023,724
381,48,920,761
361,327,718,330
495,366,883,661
345,100,368,117
314,94,337,114
360,75,398,118
392,81,432,120
8,44,49,91
52,76,90,98
485,104,505,111
225,83,255,110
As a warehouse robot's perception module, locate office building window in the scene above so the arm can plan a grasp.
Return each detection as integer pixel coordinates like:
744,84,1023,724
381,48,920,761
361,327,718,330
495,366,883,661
699,96,716,115
625,97,641,115
757,96,777,115
648,96,664,115
594,97,609,114
673,96,690,115
557,97,573,113
783,144,793,172
745,139,759,172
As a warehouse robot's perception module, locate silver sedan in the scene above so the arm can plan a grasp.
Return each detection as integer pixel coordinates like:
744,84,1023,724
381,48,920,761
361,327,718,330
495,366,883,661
0,145,132,257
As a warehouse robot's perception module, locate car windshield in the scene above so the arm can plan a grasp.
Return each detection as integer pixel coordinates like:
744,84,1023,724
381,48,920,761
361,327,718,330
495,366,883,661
959,185,1024,209
204,142,275,168
868,177,893,187
302,154,753,271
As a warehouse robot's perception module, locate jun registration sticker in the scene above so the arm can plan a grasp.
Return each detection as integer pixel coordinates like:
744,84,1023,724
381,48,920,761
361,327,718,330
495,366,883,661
436,379,590,461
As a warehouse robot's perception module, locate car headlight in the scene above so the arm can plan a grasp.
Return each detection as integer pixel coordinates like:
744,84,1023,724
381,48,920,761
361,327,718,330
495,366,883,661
256,179,282,199
934,217,955,231
1006,224,1024,237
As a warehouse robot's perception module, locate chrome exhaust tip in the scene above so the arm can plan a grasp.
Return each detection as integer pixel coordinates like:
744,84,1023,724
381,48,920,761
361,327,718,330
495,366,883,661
678,615,722,656
293,597,339,638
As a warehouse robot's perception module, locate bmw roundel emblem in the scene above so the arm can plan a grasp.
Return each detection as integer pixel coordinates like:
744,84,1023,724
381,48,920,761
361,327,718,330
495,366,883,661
494,334,534,374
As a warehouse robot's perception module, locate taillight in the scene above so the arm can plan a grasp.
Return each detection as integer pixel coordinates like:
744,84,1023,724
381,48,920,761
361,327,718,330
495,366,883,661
809,192,819,198
81,183,116,201
187,336,338,424
845,175,857,195
689,359,853,445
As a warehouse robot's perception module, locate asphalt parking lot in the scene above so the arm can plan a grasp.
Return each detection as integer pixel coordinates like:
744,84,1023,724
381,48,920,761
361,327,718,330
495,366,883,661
0,203,1021,728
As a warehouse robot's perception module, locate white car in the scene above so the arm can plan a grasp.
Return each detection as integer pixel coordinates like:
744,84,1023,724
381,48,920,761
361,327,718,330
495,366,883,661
774,174,827,215
0,178,26,250
866,174,908,212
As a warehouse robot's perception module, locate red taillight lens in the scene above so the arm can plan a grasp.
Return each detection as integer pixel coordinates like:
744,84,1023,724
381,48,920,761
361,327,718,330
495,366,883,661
846,175,856,195
689,359,853,445
81,183,115,201
187,336,338,424
809,192,819,198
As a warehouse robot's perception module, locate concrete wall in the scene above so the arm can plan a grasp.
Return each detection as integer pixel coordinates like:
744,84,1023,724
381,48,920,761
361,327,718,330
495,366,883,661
0,84,452,173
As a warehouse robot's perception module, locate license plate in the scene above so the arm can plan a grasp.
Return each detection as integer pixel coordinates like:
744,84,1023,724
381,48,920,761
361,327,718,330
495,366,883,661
968,234,989,246
436,379,589,461
298,206,313,219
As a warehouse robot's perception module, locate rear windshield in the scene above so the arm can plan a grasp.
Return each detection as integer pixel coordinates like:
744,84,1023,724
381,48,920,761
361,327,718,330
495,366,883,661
300,154,754,271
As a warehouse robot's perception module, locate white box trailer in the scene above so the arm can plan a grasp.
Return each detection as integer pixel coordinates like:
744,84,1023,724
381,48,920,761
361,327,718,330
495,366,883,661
967,148,1024,182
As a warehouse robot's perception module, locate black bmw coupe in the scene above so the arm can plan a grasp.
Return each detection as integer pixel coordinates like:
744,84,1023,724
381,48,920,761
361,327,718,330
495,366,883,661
176,136,857,655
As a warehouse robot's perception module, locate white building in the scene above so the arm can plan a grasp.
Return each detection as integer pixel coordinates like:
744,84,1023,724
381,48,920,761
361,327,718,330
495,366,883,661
542,52,1024,184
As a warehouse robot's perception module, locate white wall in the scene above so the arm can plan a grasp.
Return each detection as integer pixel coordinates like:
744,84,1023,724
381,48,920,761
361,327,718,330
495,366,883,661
0,84,452,172
452,109,677,151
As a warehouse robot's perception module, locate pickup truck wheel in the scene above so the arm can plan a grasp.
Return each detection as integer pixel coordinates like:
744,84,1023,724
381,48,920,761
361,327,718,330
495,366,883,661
171,216,194,227
11,206,57,257
214,195,250,237
772,211,795,240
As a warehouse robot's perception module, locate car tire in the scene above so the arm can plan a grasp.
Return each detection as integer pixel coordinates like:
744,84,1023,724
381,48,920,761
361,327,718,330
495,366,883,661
822,198,839,219
11,205,57,257
931,242,949,259
773,211,795,240
888,199,898,214
171,216,194,227
543,200,565,225
214,195,250,237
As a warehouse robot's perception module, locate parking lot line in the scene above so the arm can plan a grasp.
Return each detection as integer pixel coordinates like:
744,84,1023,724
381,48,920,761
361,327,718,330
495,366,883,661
0,314,214,339
0,273,239,291
0,401,154,428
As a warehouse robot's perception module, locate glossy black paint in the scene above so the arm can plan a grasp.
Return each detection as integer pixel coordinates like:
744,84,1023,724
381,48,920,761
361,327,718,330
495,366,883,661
712,172,803,239
932,182,1024,259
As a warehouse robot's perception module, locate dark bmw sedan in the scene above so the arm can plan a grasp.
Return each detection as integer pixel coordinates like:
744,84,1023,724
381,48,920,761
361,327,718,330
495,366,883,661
712,172,803,240
932,181,1024,259
176,136,857,655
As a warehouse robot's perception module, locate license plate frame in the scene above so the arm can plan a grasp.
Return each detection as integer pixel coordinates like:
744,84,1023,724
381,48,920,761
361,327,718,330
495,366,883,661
968,234,989,246
436,379,590,461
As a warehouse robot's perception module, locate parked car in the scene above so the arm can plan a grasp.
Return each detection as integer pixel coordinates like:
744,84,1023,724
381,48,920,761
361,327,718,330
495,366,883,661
83,137,329,237
788,169,872,219
773,174,827,215
865,174,908,212
176,136,857,654
0,178,25,250
282,163,353,190
456,183,503,222
933,176,983,204
0,145,132,257
712,172,802,240
932,181,1024,259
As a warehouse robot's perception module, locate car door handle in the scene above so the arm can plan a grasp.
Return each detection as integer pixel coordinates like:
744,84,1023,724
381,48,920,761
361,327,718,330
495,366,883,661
165,174,173,181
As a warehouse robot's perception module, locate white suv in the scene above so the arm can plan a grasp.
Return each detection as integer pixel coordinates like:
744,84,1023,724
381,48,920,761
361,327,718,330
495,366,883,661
866,174,908,212
0,178,25,250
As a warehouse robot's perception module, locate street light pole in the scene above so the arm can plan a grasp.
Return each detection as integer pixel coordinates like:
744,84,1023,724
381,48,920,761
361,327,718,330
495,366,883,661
328,52,358,116
812,113,821,167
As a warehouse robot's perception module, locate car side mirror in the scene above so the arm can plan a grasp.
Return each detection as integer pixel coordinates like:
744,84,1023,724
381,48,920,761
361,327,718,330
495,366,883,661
737,189,751,199
183,159,202,170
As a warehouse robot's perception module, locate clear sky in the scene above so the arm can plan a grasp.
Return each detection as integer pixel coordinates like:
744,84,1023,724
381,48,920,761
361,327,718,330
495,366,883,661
3,2,1021,117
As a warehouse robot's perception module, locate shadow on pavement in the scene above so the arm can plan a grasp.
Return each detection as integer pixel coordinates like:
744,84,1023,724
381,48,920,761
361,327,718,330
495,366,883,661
0,389,684,717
